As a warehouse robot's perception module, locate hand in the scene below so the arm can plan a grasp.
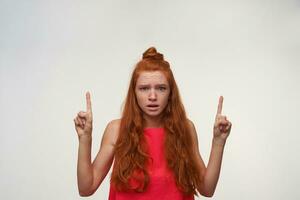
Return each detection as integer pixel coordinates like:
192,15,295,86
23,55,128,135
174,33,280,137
213,96,232,142
74,91,93,138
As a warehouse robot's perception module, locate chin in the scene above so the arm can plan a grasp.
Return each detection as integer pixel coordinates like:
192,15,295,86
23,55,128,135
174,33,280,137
144,111,163,117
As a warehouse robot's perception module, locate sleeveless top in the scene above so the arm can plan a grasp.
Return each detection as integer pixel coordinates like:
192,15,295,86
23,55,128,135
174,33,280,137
108,127,194,200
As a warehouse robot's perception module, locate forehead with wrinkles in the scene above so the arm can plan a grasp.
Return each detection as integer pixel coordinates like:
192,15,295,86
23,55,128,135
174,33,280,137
136,71,168,85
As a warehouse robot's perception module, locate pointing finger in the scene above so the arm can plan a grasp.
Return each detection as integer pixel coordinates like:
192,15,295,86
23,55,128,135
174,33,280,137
86,91,92,112
217,96,223,115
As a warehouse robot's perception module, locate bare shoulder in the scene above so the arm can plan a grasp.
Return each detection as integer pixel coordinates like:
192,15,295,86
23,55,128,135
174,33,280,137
103,119,121,146
187,118,196,131
107,118,121,131
187,118,199,146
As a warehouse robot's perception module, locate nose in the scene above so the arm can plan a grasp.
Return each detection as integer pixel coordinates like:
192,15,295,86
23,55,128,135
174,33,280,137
148,89,157,101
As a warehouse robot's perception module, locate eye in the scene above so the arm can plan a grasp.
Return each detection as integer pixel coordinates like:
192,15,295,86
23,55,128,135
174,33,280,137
158,87,166,91
139,87,149,91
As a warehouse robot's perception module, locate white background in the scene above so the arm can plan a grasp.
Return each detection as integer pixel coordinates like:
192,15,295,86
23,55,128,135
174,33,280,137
1,0,299,199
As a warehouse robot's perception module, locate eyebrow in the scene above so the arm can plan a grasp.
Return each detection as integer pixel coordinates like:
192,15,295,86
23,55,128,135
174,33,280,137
138,84,168,87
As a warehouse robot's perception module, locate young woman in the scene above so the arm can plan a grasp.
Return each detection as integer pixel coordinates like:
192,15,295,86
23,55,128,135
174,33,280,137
74,47,232,199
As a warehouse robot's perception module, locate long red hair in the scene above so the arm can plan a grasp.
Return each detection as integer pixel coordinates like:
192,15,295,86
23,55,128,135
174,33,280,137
110,47,204,196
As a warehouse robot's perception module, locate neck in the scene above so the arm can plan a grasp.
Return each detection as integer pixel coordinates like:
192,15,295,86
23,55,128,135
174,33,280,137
143,114,163,128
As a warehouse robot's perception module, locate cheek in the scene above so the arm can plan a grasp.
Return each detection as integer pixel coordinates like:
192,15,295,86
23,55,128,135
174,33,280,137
135,91,140,103
135,92,145,106
161,93,170,106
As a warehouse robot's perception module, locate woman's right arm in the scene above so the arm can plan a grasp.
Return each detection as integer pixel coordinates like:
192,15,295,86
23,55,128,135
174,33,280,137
74,92,120,196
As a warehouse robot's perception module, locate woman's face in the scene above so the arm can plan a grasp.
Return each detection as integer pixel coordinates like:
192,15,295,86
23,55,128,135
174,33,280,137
135,71,170,119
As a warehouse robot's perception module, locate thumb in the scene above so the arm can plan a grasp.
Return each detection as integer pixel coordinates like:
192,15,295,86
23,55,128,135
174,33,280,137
78,111,87,118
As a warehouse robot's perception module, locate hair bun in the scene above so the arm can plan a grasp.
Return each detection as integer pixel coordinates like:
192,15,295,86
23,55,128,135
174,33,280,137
142,47,164,61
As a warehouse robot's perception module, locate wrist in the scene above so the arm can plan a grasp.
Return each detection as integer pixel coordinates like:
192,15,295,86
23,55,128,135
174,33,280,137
78,134,92,142
212,137,226,147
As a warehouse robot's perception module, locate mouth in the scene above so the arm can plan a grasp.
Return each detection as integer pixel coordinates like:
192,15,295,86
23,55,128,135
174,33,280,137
146,104,159,111
147,104,159,108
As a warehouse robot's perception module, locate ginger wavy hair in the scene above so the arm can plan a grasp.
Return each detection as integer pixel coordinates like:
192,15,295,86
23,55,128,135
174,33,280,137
110,47,204,196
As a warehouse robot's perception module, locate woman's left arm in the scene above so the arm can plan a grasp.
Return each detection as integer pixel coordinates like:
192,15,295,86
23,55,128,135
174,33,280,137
189,96,232,197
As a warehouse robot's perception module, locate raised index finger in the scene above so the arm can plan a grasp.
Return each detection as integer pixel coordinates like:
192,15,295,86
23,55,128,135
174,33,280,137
217,96,223,115
86,91,92,112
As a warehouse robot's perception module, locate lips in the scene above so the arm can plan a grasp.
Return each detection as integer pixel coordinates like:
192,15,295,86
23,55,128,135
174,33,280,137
147,104,159,107
146,104,159,111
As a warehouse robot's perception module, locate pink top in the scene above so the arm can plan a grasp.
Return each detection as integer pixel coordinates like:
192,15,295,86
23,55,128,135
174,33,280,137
108,127,194,200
